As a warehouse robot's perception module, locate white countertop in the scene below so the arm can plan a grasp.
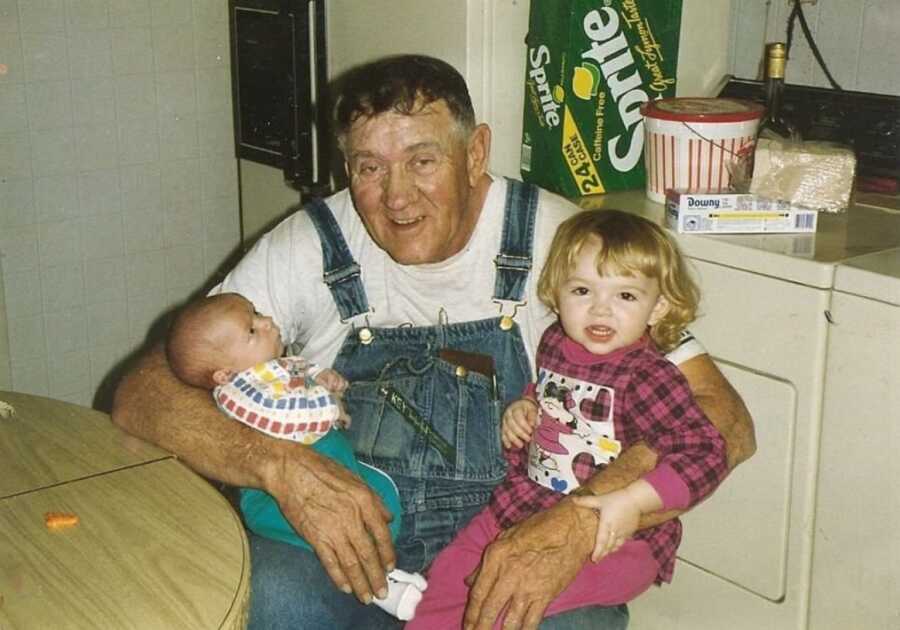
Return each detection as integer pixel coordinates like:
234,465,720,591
833,248,900,305
580,191,900,289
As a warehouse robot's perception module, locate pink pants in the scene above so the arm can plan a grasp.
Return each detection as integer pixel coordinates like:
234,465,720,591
407,509,659,630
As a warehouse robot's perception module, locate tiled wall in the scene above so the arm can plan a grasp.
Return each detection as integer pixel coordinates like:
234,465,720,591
0,0,241,407
728,0,900,94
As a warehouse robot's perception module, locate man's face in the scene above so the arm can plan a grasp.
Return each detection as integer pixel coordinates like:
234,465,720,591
343,100,489,265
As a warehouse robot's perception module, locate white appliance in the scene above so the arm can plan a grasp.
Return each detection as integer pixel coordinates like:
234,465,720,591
585,191,900,630
809,247,900,630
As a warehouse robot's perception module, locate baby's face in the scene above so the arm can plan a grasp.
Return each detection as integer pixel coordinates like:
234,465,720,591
214,295,284,372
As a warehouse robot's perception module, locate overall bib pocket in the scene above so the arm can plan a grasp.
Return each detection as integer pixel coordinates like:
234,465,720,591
342,353,506,484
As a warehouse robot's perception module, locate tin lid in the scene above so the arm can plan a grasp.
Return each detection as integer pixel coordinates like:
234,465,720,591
641,97,764,123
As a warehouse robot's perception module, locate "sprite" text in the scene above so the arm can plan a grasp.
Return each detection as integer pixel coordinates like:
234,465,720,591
528,45,561,128
581,8,647,173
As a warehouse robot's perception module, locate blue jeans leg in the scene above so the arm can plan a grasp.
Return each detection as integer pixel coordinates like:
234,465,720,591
248,530,627,630
247,531,402,630
541,604,630,629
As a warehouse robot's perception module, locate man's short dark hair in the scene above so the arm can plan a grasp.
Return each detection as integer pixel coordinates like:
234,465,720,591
333,54,476,144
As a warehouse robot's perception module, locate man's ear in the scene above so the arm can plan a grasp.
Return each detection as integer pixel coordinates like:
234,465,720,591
648,295,671,327
466,123,491,187
212,368,235,386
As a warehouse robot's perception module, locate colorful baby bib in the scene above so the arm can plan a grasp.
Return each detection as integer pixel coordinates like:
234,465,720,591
214,357,340,445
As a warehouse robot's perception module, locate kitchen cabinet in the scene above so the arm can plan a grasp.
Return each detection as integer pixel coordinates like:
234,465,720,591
229,0,330,190
582,192,900,630
809,249,900,630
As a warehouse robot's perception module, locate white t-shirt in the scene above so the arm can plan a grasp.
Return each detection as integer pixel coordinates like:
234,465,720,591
213,176,702,374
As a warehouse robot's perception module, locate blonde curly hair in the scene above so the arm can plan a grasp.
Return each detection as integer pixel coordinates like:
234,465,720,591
538,209,699,353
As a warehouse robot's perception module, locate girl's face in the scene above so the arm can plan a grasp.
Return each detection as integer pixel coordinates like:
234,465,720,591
556,236,669,355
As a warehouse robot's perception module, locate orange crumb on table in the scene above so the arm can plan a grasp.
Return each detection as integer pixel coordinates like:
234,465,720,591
44,511,79,530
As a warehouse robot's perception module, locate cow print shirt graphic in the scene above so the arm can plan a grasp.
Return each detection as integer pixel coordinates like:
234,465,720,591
527,367,622,494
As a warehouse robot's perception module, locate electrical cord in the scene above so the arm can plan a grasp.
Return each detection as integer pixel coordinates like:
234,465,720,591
786,0,843,91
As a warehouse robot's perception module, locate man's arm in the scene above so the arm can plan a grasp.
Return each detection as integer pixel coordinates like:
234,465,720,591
113,343,272,486
680,353,756,470
463,354,756,630
111,343,397,603
578,352,756,528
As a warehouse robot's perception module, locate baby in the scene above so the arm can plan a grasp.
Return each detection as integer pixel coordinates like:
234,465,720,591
166,292,426,621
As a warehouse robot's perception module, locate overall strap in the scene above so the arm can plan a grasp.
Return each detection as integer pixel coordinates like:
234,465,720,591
304,198,371,321
493,178,539,304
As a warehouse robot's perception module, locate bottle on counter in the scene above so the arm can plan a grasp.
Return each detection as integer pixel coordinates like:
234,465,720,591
758,42,801,142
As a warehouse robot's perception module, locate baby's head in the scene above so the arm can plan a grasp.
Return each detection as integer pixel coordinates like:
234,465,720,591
538,209,699,353
166,293,284,389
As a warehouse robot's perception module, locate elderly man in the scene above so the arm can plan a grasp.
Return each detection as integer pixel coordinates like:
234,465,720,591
113,54,755,630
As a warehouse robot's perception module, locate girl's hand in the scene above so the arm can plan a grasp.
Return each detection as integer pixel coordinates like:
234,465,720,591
571,490,640,562
501,398,539,449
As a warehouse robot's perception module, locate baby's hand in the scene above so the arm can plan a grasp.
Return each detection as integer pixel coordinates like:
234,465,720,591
335,398,352,430
501,398,539,449
572,490,642,562
313,368,351,429
315,368,348,394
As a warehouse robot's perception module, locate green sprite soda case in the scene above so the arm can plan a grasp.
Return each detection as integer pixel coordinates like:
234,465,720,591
520,0,683,197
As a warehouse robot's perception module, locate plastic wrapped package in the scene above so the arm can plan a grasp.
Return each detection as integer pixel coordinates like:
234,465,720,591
750,138,856,212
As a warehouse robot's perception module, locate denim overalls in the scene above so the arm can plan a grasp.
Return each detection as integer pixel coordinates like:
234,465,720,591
308,178,537,571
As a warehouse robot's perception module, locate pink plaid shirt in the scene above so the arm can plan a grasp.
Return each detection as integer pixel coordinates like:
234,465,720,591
489,323,728,583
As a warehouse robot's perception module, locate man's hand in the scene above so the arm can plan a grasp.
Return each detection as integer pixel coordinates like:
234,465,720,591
112,344,392,603
265,434,395,604
502,398,539,449
462,498,597,630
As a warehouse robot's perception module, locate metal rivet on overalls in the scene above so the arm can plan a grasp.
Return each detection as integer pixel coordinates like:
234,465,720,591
358,328,374,345
455,365,468,378
499,315,514,331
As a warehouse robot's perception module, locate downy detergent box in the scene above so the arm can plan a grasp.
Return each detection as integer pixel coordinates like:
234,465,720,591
520,1,683,198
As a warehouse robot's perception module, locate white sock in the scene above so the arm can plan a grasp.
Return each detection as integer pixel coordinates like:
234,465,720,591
372,568,428,621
